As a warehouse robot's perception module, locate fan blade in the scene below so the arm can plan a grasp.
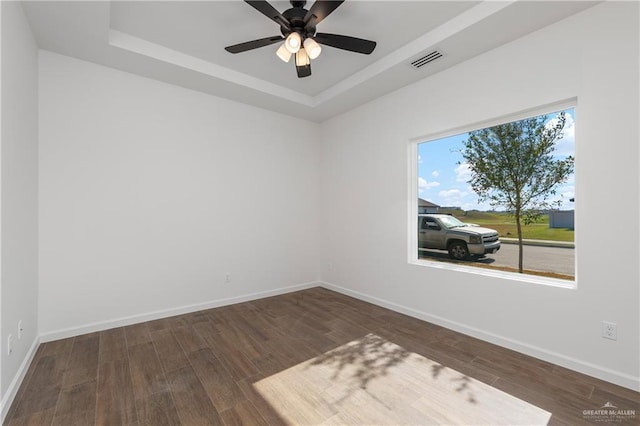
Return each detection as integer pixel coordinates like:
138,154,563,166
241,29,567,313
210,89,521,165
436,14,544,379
225,35,283,54
296,62,312,78
245,0,291,30
304,1,344,28
314,33,376,54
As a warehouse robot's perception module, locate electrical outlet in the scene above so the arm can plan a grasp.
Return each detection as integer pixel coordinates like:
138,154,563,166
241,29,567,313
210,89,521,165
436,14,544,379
225,273,231,284
7,334,13,355
602,321,617,340
18,320,23,340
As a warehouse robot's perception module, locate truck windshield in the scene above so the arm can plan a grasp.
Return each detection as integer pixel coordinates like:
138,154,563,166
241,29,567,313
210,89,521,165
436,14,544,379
438,216,467,229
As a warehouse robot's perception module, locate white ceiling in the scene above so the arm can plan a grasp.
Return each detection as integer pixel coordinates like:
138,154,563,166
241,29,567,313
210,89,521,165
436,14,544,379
21,1,599,122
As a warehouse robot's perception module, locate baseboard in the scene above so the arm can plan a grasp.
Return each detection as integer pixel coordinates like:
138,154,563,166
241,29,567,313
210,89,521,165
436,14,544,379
320,281,640,392
39,281,320,343
0,336,41,424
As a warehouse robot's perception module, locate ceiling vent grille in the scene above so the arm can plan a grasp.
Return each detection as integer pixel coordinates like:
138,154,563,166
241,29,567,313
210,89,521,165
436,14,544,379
410,50,443,69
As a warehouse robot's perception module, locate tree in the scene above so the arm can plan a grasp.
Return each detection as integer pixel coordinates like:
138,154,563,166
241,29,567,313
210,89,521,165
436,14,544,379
459,112,574,273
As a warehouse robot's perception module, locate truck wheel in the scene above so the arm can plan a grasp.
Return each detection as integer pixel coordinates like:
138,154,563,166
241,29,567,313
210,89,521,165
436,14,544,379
448,242,470,260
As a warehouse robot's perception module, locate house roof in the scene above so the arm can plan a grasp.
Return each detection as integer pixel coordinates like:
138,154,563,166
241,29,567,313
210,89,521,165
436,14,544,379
418,198,440,208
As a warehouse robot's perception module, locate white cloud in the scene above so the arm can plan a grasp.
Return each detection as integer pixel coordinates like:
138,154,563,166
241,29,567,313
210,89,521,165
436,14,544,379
549,184,575,210
437,187,496,210
431,170,439,178
547,111,575,157
454,162,472,183
418,177,440,193
437,189,470,206
437,188,477,209
557,184,574,195
438,188,466,198
418,155,423,164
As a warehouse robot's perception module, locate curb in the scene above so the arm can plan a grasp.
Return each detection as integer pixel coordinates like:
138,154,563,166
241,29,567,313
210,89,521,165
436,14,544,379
500,237,574,249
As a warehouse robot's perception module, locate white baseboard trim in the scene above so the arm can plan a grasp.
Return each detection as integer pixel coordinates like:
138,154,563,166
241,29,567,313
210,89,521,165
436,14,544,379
40,281,320,343
320,281,640,392
1,336,41,424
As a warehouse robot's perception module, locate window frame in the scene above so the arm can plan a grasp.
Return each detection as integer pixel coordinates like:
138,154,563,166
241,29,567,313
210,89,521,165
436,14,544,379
407,99,578,289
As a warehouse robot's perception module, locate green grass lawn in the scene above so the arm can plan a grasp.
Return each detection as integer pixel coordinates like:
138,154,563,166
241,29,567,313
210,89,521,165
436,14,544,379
439,209,575,242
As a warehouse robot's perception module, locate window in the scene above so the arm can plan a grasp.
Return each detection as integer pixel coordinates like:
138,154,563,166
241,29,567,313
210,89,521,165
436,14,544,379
420,217,439,230
411,103,576,286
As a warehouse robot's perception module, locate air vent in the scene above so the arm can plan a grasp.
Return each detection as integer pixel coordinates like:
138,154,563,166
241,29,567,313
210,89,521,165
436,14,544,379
410,50,443,69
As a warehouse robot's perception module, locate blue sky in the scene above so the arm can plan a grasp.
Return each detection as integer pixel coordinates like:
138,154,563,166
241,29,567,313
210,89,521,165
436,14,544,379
417,108,575,211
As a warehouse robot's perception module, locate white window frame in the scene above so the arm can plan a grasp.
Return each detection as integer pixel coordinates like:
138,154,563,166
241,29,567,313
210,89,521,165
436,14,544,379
407,98,578,289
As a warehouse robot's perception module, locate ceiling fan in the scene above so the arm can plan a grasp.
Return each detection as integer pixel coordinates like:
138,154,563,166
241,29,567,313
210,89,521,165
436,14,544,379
225,0,377,78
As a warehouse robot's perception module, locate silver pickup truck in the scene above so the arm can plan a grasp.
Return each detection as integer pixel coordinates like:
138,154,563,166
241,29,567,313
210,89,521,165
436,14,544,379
418,214,501,260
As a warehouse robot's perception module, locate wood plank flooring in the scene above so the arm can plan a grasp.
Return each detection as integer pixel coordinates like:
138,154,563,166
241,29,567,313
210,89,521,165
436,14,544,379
5,287,639,425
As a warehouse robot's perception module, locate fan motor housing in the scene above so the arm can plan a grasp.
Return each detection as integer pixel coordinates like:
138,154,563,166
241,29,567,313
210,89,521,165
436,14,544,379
281,6,315,38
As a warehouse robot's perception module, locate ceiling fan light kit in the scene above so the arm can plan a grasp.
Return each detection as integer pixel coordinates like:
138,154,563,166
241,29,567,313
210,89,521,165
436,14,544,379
225,0,377,78
285,32,302,53
303,37,322,59
276,42,293,63
295,48,310,67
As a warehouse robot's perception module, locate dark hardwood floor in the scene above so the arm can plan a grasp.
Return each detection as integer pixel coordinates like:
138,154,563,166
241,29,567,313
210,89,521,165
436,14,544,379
4,287,639,425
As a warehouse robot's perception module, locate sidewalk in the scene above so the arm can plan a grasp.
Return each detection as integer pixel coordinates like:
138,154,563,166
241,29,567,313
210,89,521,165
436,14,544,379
500,237,574,249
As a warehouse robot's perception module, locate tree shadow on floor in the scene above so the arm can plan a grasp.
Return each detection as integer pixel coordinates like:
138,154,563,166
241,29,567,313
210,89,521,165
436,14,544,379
306,333,478,404
306,333,410,390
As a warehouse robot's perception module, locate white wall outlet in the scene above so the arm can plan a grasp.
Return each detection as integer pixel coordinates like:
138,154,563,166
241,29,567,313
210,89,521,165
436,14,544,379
602,321,617,340
7,334,14,355
18,320,23,340
225,273,231,284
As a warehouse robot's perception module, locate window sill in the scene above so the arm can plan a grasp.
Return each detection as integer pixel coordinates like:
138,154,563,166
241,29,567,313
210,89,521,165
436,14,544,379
409,257,576,289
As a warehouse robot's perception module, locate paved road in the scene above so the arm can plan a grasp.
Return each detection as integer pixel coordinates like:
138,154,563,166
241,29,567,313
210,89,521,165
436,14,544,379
419,243,575,276
482,243,574,275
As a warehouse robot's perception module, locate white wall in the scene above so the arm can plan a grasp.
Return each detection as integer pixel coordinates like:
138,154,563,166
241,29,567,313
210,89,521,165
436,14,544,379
0,0,40,413
320,2,639,390
38,51,320,337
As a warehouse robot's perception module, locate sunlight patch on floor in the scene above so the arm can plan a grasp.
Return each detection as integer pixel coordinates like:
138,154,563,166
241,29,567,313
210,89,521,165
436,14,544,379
254,333,551,425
